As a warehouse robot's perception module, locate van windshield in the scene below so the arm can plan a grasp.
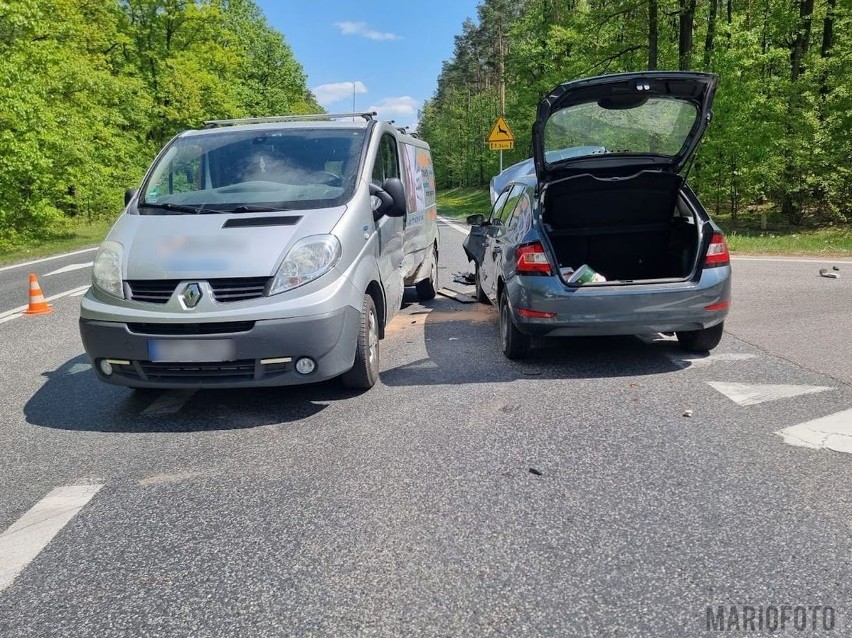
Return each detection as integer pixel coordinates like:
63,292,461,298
139,127,367,212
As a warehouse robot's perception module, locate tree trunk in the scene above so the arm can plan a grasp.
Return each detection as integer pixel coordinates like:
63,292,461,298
678,0,696,70
782,0,816,223
648,0,658,70
819,0,836,100
703,0,717,69
789,0,815,83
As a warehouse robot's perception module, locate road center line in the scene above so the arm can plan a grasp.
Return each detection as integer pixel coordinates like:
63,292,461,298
0,285,90,323
438,216,469,234
44,262,93,277
0,247,98,273
0,484,104,592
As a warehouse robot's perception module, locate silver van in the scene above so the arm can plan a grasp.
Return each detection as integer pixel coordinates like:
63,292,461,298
79,113,439,390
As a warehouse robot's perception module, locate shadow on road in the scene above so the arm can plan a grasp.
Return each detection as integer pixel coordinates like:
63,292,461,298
381,289,686,386
24,354,357,433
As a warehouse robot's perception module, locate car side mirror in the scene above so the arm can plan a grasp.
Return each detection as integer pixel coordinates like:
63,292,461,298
125,188,138,206
466,214,485,226
370,178,407,218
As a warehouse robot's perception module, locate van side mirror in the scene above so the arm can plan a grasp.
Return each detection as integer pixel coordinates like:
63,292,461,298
370,178,407,218
466,214,485,226
125,188,138,206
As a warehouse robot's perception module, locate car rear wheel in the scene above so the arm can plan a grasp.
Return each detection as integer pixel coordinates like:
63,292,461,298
342,294,380,389
676,321,724,352
474,265,489,304
500,295,531,360
415,246,438,301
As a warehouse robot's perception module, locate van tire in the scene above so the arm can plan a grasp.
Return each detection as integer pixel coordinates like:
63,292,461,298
500,294,531,360
415,247,438,301
676,321,724,352
342,294,380,389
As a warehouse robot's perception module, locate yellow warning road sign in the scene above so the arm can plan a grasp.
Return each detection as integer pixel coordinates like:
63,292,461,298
487,116,515,144
489,141,514,151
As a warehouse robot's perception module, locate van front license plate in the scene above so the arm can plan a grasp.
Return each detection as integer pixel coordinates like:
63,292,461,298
148,339,236,363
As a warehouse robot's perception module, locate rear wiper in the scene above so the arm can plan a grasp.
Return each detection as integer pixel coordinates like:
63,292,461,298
140,203,228,214
230,205,292,213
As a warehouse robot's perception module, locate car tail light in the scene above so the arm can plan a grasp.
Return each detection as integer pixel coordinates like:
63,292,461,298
516,242,552,275
705,300,730,311
518,308,556,319
704,233,730,268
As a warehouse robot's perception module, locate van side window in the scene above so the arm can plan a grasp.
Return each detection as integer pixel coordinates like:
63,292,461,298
372,134,400,185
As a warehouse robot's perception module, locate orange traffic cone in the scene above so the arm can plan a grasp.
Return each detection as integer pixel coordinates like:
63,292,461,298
23,273,52,315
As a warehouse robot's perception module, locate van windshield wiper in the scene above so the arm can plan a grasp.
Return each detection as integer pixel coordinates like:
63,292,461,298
139,203,229,215
230,204,292,213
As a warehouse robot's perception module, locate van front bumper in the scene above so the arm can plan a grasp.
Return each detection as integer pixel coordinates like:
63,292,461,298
79,307,360,388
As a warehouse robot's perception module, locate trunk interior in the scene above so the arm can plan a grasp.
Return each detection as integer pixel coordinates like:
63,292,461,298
542,171,700,283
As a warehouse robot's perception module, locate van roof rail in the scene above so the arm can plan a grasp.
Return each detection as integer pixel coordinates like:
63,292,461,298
397,126,420,138
202,112,378,128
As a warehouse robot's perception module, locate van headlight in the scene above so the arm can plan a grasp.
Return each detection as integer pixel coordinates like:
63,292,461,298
92,240,124,299
269,235,341,295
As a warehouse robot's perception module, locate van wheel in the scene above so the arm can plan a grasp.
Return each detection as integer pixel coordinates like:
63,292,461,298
415,247,438,301
500,295,531,360
474,265,489,304
342,294,380,389
676,322,724,353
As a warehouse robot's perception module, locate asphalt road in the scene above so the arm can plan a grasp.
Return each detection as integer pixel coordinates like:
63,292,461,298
0,224,850,637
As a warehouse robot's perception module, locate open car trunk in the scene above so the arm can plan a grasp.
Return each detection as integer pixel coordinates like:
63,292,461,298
542,171,701,284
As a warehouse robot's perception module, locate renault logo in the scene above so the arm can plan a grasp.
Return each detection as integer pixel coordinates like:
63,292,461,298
180,282,202,308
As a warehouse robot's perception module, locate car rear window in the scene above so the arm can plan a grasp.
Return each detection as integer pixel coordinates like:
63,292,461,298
543,97,698,163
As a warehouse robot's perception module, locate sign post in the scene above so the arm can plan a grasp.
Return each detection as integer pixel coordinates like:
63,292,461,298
487,116,515,173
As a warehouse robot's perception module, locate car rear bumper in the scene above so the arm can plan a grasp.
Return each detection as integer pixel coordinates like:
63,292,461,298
79,307,360,388
506,266,732,336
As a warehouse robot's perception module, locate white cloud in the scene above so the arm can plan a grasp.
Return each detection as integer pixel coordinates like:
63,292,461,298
367,96,419,120
311,81,368,107
334,21,401,41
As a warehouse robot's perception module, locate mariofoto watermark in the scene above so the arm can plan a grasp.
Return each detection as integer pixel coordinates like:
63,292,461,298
706,605,836,632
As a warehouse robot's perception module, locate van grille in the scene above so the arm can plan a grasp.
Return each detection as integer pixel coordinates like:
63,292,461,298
127,322,255,335
139,360,257,383
126,280,180,304
126,278,271,304
209,278,270,302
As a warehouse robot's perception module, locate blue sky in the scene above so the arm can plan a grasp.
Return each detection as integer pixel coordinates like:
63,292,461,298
256,1,482,129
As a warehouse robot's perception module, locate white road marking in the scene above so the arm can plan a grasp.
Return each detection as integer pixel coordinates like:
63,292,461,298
0,484,103,592
43,262,93,276
708,381,834,406
0,247,98,273
0,285,90,324
731,256,852,264
668,352,757,369
775,408,852,454
142,389,197,416
437,216,469,234
67,363,92,375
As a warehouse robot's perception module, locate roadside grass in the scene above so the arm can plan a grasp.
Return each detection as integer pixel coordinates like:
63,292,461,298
0,218,113,267
722,226,851,257
437,188,491,220
437,187,852,257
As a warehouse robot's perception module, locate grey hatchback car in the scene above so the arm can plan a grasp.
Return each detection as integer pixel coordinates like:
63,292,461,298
463,71,731,359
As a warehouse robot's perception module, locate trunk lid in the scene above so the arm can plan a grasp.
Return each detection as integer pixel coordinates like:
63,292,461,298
533,72,717,182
